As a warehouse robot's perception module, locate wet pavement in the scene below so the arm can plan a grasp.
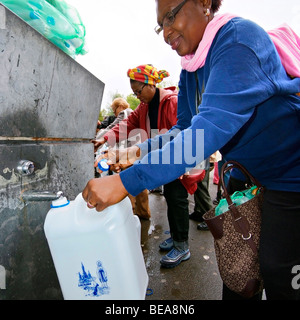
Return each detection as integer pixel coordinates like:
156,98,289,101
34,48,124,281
140,173,223,300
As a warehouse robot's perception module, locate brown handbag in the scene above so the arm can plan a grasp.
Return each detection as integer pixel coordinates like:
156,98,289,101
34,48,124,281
203,160,264,298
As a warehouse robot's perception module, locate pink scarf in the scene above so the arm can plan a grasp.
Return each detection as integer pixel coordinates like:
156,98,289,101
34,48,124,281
181,13,300,79
181,13,237,71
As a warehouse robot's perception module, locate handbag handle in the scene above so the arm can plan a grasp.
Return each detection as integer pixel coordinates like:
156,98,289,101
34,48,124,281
219,160,264,254
220,160,263,206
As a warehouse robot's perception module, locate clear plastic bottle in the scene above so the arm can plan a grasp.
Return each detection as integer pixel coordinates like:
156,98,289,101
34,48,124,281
97,159,110,177
95,144,110,177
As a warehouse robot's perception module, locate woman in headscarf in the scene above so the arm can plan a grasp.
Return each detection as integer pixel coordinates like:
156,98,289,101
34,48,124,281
94,64,192,268
84,0,300,300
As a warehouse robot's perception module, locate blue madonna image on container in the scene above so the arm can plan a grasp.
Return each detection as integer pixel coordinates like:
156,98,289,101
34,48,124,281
78,261,110,297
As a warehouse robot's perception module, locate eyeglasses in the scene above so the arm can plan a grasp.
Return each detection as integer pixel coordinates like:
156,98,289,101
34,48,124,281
133,84,146,97
154,0,188,35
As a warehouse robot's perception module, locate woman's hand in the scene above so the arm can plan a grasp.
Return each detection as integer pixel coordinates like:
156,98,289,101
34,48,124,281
82,174,129,212
92,137,106,153
94,145,141,173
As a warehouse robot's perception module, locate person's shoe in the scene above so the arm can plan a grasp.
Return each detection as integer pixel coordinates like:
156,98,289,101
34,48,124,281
197,221,209,231
159,237,174,251
189,211,203,222
160,248,191,268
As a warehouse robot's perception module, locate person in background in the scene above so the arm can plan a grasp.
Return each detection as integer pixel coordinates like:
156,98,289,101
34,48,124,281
95,98,132,140
96,115,116,132
83,0,300,300
94,97,151,220
94,64,193,268
211,151,221,185
94,115,115,178
188,165,213,231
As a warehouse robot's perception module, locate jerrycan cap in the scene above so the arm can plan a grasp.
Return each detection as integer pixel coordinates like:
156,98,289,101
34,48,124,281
98,159,109,171
51,195,70,208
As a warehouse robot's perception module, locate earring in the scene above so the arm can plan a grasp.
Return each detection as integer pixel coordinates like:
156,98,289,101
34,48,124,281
205,8,210,16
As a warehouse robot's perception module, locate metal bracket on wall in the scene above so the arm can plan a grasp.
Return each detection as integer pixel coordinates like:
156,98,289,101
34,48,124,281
16,160,35,176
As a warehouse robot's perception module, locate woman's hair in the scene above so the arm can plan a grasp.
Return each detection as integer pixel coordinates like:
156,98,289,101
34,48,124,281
130,79,140,85
111,98,129,111
211,0,223,13
193,0,223,13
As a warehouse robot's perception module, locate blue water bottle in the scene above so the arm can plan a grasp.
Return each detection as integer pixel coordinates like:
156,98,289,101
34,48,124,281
97,159,110,177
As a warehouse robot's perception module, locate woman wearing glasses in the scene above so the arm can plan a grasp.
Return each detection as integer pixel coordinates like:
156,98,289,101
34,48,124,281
84,0,300,300
94,64,195,268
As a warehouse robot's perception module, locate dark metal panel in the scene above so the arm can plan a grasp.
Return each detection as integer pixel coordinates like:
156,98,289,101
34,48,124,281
0,141,95,300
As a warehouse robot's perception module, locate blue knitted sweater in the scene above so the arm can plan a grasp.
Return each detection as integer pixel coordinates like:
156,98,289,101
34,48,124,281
120,17,300,195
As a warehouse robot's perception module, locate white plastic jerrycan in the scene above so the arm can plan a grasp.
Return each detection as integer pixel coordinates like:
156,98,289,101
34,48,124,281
44,193,148,300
